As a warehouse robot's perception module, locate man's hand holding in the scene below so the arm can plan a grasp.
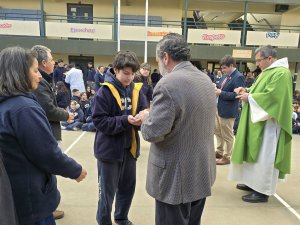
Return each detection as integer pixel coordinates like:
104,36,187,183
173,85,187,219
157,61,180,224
215,88,221,96
138,109,150,122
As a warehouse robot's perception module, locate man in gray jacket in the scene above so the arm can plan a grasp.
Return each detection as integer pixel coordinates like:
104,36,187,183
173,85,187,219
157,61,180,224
139,33,216,225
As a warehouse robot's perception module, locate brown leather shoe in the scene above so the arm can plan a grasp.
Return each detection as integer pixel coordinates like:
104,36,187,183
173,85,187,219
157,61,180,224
53,210,64,220
215,152,223,159
216,157,230,165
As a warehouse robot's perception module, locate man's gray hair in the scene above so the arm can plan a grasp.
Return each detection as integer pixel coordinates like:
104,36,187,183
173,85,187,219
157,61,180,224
255,45,277,58
31,45,51,64
156,33,190,62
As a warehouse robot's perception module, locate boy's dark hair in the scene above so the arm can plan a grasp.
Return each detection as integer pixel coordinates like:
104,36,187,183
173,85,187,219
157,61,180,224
220,55,236,67
72,89,79,93
112,51,140,73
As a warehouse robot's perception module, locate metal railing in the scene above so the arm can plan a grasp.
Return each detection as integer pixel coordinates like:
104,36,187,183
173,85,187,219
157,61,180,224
1,12,300,33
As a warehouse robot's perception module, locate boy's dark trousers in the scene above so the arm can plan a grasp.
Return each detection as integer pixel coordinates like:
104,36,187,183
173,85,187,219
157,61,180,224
96,149,136,225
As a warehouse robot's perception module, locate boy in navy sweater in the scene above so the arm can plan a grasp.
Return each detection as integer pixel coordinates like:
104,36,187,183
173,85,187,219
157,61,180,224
92,51,148,225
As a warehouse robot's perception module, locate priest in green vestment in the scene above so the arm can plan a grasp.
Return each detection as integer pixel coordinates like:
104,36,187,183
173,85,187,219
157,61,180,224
228,45,293,203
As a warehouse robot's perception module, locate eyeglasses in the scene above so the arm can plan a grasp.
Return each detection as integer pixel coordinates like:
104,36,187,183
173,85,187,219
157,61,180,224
255,57,269,63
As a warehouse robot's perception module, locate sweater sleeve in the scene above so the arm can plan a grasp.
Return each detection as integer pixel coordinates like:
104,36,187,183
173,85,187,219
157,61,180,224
12,105,82,179
92,87,130,135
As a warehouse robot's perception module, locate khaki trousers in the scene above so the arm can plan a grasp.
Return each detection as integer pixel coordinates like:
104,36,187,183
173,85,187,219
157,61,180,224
214,111,235,159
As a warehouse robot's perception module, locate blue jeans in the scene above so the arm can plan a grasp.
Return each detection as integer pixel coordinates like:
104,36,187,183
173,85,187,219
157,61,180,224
61,121,83,130
96,150,136,225
25,214,55,225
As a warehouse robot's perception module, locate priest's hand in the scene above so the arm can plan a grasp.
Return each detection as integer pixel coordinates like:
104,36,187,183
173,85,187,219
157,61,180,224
234,87,246,95
236,93,249,102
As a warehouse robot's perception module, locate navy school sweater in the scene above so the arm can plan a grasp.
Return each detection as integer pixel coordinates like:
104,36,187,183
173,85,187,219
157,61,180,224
92,69,148,161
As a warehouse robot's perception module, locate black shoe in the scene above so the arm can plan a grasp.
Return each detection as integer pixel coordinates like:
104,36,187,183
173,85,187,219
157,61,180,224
115,220,134,225
236,184,253,191
242,191,269,203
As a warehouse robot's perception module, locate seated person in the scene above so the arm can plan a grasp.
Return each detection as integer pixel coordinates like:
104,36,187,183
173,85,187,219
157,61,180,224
81,98,96,132
80,92,90,118
61,100,84,131
293,106,300,134
71,89,81,102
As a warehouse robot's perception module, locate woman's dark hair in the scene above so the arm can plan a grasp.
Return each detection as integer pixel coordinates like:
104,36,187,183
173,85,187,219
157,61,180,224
56,81,68,94
112,51,140,73
0,46,36,96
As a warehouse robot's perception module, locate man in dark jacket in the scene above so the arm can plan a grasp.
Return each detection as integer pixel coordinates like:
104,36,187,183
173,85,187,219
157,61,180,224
214,55,245,165
86,62,96,87
94,65,105,91
92,51,148,225
32,45,74,220
53,59,65,85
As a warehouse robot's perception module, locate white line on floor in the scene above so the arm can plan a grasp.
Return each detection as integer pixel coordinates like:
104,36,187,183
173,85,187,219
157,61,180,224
274,193,300,220
64,131,87,154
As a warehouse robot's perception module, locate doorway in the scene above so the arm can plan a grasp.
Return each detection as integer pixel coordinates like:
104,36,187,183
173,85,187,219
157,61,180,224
67,3,93,40
67,3,93,24
69,55,94,83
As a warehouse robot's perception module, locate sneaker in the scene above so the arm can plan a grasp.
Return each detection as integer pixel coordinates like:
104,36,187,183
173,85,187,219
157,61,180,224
114,220,134,225
61,126,66,130
53,210,64,220
72,127,80,131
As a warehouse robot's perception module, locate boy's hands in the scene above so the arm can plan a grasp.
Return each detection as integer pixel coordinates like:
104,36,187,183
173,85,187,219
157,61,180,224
128,115,142,126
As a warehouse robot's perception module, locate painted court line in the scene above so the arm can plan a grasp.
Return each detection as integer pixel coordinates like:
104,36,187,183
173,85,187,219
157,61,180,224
62,131,300,222
274,193,300,220
64,131,87,154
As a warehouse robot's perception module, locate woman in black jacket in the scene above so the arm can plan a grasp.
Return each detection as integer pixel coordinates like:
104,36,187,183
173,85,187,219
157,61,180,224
55,81,70,109
133,62,153,107
0,47,87,225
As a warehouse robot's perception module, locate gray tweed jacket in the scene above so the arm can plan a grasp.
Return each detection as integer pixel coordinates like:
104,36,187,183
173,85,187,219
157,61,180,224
141,61,216,205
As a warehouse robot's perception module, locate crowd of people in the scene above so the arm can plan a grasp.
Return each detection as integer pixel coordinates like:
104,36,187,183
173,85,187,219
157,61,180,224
0,36,296,225
51,59,162,132
292,90,300,134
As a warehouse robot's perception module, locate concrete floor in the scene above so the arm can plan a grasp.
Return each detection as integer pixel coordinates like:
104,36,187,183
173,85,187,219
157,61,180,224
56,131,300,225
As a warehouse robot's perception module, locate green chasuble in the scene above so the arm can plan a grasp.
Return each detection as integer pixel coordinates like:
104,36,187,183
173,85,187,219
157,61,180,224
231,62,293,179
